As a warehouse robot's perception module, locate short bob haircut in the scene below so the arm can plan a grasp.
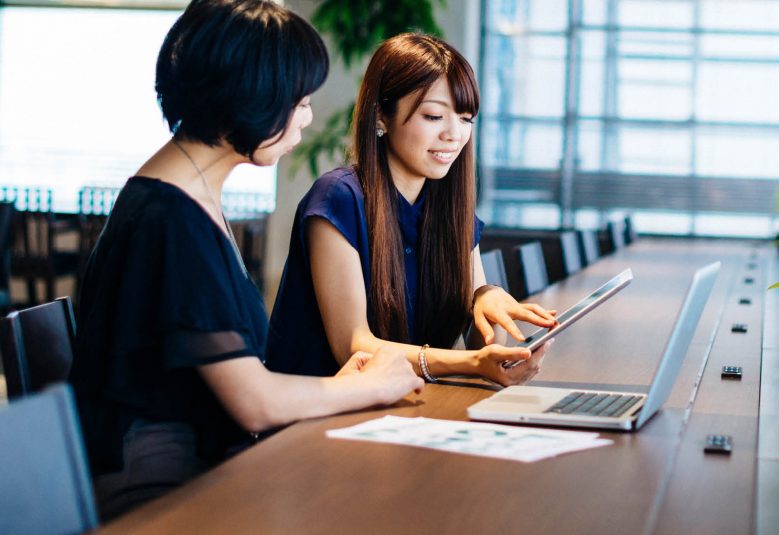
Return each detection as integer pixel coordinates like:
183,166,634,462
156,0,328,158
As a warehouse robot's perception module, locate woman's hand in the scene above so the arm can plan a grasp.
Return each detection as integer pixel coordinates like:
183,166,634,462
472,285,557,344
336,351,373,376
473,340,554,387
338,346,425,403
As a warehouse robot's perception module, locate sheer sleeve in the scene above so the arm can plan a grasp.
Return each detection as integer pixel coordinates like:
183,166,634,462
163,330,252,367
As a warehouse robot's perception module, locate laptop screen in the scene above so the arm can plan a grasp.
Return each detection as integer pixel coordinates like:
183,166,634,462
636,262,720,428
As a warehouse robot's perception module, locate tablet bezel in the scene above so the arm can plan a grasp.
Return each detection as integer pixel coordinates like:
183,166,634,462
502,268,633,368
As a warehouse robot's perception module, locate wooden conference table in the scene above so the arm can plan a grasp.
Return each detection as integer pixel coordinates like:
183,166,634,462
102,238,777,535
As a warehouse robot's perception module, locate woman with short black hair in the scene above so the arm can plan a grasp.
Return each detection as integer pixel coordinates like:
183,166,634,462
155,0,329,157
70,0,422,520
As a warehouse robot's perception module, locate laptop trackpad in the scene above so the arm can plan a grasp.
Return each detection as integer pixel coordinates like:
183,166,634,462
488,393,556,414
499,394,547,405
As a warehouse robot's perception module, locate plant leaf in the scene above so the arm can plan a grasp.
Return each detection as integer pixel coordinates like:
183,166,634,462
290,103,354,179
312,0,445,67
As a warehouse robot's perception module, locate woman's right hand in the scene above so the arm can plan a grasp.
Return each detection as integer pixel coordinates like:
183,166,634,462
342,346,425,404
474,340,554,387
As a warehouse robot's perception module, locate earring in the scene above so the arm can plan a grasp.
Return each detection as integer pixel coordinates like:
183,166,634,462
376,128,385,138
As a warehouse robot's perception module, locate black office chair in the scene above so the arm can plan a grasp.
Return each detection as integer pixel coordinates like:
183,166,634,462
624,214,638,244
577,229,600,266
0,383,98,534
0,296,76,399
480,249,510,292
237,214,269,294
0,201,15,313
559,230,583,277
514,241,549,299
600,220,626,255
223,191,272,294
77,186,119,290
2,186,81,307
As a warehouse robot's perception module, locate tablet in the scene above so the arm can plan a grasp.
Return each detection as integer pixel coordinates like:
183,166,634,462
502,268,633,368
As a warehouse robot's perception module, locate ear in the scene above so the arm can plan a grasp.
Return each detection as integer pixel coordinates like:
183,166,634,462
376,116,388,133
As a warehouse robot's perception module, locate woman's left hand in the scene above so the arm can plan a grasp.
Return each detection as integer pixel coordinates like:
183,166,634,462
472,285,557,344
336,351,373,376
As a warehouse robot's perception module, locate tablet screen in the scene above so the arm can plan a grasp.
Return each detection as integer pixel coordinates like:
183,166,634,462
503,268,633,367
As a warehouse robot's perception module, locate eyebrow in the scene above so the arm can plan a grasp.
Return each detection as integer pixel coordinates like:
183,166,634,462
421,99,451,107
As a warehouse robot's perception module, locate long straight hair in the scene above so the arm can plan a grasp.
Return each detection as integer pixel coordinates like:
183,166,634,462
352,33,480,348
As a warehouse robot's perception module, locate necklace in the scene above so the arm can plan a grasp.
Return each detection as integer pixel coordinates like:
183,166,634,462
172,139,249,278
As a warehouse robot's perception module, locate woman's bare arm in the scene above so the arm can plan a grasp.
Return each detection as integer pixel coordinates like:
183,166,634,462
307,217,551,386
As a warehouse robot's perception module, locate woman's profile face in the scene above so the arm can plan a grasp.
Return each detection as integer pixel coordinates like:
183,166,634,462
381,77,474,185
251,96,314,166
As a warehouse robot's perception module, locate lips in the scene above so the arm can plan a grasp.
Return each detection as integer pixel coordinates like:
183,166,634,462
429,150,457,163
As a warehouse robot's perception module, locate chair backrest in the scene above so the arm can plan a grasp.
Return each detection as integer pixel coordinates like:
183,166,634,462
480,249,510,292
236,214,270,294
4,187,55,259
3,186,81,305
78,186,120,217
624,214,638,244
0,200,14,252
577,229,600,266
0,201,14,308
0,383,98,534
559,230,583,276
515,241,549,298
0,297,76,399
77,186,119,261
600,220,626,255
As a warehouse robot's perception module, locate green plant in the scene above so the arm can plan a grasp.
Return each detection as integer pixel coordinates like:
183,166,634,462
769,282,779,290
312,0,444,68
291,103,354,178
292,0,445,178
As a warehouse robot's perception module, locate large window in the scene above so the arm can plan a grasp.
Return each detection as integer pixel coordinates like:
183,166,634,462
0,5,276,213
479,0,779,237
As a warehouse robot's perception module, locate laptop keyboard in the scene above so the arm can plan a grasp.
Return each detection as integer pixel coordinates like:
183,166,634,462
544,392,642,418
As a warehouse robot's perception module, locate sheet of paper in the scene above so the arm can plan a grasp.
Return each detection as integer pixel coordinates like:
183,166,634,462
326,415,612,463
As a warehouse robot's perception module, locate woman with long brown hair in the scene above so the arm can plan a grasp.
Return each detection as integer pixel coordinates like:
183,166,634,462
267,33,556,385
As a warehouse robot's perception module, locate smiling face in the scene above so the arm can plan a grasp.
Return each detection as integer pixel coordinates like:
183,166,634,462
378,77,474,192
250,96,313,166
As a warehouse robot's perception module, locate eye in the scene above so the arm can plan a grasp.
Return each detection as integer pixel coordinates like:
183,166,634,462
423,114,443,121
461,116,475,124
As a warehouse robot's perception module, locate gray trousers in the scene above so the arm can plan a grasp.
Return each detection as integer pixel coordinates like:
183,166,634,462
94,420,208,522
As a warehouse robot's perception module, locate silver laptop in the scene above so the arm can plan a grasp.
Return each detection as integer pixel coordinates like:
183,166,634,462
468,262,721,431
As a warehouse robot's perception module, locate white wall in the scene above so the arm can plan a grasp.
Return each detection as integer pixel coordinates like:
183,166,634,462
264,0,481,305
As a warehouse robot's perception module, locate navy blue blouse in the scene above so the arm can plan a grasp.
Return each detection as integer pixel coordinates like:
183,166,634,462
266,167,483,377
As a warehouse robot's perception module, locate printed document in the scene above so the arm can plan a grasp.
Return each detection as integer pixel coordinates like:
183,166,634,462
327,416,612,463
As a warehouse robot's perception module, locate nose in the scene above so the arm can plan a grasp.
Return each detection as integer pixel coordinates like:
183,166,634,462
299,106,313,130
441,117,462,142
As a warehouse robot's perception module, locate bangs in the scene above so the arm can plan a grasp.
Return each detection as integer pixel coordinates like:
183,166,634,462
402,64,479,122
447,58,479,116
403,70,448,122
400,45,480,121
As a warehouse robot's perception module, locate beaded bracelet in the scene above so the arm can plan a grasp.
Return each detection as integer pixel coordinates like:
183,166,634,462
417,343,437,383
